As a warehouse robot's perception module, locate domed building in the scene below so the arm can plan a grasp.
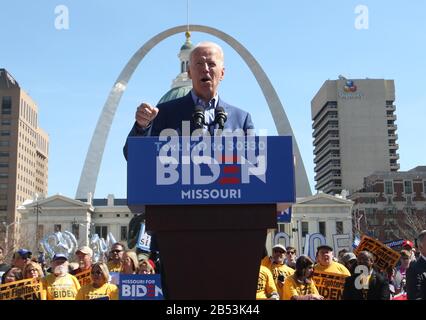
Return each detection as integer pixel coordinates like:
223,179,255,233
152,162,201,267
157,31,193,104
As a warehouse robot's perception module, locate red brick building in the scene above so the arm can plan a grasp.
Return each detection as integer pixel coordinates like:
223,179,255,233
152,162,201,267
350,166,426,242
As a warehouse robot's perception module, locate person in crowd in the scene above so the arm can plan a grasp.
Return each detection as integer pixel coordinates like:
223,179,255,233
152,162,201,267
402,240,416,262
341,252,358,275
121,250,139,274
71,246,93,275
0,245,10,279
11,248,32,270
138,259,155,274
406,230,426,300
394,249,410,294
285,246,297,269
314,244,351,276
342,250,390,300
256,265,279,300
76,262,118,300
282,255,324,300
337,248,349,264
42,253,81,300
107,242,125,272
1,266,23,284
261,244,294,299
22,261,44,280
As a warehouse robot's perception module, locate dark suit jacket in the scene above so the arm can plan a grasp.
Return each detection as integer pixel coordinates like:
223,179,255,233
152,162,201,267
342,269,390,300
123,92,254,159
406,257,426,300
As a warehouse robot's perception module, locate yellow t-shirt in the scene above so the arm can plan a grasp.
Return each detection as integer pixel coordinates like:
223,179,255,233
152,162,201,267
107,261,122,273
261,257,295,299
314,261,351,276
42,273,81,300
282,274,319,300
256,265,278,300
76,282,119,300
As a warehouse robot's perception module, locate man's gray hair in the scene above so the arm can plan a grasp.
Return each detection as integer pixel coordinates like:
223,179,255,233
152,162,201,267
189,41,224,65
418,230,426,243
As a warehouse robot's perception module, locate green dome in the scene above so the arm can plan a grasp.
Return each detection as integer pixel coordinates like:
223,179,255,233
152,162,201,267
158,85,192,104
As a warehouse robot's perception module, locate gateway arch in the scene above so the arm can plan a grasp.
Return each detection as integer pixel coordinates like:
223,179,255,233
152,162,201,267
75,25,312,199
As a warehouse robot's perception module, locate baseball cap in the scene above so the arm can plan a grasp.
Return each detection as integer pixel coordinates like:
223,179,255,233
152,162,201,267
341,252,357,264
16,248,32,259
316,244,334,252
272,244,287,252
52,253,68,261
402,240,414,248
76,246,93,257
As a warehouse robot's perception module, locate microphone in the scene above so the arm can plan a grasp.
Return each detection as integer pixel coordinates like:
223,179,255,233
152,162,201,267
215,106,227,130
192,105,205,129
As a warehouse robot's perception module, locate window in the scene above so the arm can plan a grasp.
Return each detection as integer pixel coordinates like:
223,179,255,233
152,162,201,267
404,180,413,194
0,131,10,136
121,226,128,241
37,225,44,242
278,223,285,233
301,221,309,238
54,224,62,232
0,141,9,146
72,223,80,240
385,181,393,195
1,96,12,115
0,173,8,179
0,184,7,189
95,226,108,239
0,163,8,168
1,120,11,125
319,221,326,237
423,181,426,194
336,221,343,235
0,194,7,200
0,152,9,157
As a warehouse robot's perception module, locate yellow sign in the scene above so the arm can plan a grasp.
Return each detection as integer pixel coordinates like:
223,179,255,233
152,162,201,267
0,278,43,300
354,235,401,270
312,271,347,300
75,269,92,286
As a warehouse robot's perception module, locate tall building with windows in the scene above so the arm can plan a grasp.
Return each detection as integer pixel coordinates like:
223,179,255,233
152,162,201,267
311,77,399,195
0,69,49,251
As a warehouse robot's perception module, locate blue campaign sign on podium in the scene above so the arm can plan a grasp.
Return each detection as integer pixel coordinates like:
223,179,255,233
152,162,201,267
127,134,295,205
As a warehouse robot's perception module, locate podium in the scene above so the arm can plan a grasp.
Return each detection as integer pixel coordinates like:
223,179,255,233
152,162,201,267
127,134,295,299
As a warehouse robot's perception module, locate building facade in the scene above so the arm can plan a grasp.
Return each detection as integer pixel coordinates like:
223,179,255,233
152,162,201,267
350,166,426,242
0,69,49,251
18,194,140,254
273,193,353,256
311,77,399,195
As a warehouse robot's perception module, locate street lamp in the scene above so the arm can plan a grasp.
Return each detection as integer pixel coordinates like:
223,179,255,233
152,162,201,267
2,221,16,253
33,200,42,248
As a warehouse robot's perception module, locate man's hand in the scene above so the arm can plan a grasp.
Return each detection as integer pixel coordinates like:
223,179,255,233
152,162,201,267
135,103,159,129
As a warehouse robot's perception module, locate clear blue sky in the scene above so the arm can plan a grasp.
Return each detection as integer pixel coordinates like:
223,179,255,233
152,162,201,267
1,0,425,199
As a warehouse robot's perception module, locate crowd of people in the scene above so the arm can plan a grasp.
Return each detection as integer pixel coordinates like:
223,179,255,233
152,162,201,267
0,242,156,300
256,230,426,300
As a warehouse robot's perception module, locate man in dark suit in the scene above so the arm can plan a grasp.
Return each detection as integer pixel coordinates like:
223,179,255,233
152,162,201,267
342,250,390,300
406,230,426,300
123,41,254,159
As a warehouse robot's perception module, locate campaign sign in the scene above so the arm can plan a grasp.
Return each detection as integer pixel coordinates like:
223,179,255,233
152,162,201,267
136,222,151,252
119,274,163,300
127,134,295,205
312,271,347,300
354,235,401,270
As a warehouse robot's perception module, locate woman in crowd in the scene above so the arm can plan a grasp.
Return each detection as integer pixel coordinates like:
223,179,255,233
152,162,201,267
138,259,155,274
282,255,324,300
121,251,139,274
1,267,23,284
76,262,118,300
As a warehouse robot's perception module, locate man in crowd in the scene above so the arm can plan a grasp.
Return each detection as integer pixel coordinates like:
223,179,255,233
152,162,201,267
394,249,410,294
314,245,351,276
402,239,417,262
71,246,93,275
261,244,294,299
342,250,390,300
341,252,358,275
406,230,426,300
11,248,32,270
107,242,125,272
42,253,81,300
285,246,297,269
256,265,279,300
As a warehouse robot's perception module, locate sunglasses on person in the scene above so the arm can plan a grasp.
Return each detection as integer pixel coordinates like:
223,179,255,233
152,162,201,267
287,251,296,255
111,249,122,253
273,249,285,254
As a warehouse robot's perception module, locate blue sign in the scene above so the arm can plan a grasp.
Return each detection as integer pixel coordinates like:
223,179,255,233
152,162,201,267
127,135,295,205
119,274,163,300
136,223,151,252
277,207,292,223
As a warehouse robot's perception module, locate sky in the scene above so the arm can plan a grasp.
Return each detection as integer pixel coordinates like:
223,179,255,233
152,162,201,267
1,0,425,200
